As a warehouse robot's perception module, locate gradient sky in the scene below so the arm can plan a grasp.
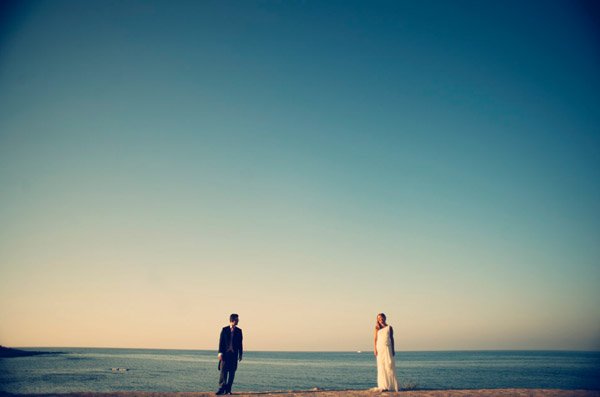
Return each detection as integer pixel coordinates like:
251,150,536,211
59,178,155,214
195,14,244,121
0,0,599,351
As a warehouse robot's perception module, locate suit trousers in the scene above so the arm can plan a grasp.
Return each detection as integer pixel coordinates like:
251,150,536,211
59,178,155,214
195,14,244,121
219,352,238,391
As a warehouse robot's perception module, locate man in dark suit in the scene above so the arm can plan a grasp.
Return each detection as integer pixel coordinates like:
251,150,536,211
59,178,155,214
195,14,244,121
216,313,243,395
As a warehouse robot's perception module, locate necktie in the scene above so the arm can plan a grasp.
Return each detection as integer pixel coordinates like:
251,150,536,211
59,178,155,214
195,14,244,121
228,328,234,352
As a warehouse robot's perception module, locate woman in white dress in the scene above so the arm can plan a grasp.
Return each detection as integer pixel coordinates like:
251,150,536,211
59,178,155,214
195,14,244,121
373,313,399,392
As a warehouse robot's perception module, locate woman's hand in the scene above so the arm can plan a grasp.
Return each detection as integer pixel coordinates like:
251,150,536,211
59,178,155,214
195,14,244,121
374,349,378,356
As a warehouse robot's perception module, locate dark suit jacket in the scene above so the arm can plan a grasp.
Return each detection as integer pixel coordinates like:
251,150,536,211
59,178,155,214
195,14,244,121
218,326,243,360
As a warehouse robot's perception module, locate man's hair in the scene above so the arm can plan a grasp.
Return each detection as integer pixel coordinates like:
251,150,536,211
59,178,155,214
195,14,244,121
230,313,239,322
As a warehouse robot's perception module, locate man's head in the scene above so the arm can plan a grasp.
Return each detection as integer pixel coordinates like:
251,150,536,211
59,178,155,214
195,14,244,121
230,313,239,326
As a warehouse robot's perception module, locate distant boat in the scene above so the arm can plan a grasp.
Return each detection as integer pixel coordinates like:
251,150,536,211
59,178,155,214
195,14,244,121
357,351,362,353
111,368,129,372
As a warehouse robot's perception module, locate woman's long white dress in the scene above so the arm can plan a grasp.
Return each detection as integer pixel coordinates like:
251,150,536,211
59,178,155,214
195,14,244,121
376,325,399,391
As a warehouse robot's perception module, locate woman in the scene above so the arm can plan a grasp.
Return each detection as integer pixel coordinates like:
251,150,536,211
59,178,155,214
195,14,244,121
373,313,399,392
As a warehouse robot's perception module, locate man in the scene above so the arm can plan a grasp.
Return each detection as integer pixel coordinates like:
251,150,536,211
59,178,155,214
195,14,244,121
216,313,243,395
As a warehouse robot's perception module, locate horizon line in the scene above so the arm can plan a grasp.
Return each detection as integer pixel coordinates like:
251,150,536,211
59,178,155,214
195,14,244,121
8,346,600,353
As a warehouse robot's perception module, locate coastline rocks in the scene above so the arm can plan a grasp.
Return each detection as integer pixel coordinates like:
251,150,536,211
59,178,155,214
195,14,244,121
0,346,53,358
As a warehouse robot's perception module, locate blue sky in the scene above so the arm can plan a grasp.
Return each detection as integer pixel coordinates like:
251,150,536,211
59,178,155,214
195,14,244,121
0,0,599,350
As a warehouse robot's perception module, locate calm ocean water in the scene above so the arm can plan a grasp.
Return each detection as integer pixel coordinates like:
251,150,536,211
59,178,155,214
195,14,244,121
1,349,599,394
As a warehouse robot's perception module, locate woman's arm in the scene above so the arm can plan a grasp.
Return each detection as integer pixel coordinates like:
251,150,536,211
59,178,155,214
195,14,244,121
374,328,378,356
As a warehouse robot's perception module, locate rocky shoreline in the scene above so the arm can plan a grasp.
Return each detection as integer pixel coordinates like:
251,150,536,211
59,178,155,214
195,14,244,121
0,346,58,358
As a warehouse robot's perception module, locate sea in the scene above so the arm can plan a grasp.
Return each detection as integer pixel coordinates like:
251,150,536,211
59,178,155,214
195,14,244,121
1,349,599,394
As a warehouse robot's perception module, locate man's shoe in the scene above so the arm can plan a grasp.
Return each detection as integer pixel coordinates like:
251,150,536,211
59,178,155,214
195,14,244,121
215,390,225,395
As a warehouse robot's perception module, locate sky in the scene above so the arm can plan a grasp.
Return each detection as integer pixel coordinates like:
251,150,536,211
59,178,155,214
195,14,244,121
0,0,599,352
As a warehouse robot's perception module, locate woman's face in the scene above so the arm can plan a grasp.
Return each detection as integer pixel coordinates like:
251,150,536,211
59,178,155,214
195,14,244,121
377,315,385,325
